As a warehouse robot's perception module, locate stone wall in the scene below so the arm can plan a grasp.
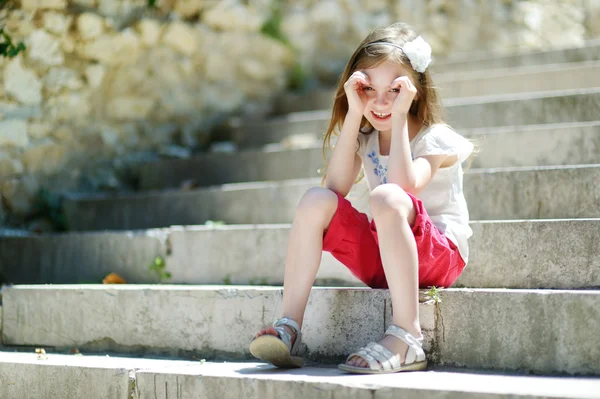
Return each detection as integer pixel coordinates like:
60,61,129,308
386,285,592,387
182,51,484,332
0,0,599,230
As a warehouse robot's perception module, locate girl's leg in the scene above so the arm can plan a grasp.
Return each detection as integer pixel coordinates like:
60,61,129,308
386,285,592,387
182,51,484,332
255,187,338,341
346,184,419,367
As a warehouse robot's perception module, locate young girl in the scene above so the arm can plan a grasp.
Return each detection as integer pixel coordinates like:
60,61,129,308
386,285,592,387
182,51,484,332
250,22,473,374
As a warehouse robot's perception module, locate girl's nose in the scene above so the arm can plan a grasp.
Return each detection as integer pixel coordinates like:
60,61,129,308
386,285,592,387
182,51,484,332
374,93,388,106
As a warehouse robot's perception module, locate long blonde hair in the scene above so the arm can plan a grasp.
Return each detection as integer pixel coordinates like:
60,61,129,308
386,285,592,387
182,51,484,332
322,22,445,182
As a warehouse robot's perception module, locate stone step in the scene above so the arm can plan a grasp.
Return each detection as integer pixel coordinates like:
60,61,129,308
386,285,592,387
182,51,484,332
138,121,600,190
234,89,600,148
2,219,599,289
274,61,600,114
434,39,600,72
1,353,599,399
2,286,599,375
65,164,600,230
437,60,600,99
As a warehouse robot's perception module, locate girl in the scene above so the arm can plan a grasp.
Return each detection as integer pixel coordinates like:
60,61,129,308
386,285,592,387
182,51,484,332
250,22,473,374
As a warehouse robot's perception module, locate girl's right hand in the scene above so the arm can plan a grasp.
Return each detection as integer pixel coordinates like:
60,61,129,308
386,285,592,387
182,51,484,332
344,71,369,115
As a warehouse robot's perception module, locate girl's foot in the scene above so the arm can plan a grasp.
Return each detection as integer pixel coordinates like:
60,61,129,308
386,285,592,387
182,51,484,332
250,317,306,368
254,325,297,347
339,325,427,374
345,334,409,368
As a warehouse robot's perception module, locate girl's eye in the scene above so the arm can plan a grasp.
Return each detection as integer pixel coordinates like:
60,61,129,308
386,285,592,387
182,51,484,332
362,86,373,91
390,88,400,93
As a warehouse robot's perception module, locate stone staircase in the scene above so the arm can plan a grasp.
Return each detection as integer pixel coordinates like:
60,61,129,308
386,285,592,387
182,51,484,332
1,43,600,398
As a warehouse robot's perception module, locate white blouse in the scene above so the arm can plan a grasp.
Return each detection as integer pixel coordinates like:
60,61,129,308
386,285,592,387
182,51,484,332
357,124,474,264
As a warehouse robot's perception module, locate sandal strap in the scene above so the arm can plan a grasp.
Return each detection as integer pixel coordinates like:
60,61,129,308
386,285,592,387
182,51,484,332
345,342,402,371
345,342,382,370
272,317,306,356
364,342,400,370
384,325,426,364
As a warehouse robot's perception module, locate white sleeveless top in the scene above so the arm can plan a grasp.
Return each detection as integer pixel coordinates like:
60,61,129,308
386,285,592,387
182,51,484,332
357,124,474,264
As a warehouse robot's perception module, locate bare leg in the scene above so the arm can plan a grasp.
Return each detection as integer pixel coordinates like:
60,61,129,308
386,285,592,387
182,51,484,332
255,187,338,341
346,184,420,367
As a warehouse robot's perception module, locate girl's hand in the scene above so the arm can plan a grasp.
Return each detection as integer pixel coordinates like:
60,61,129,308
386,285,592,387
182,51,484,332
344,71,369,115
391,76,417,117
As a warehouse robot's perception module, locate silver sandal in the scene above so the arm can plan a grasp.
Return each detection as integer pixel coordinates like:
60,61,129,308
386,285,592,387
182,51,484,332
338,325,427,374
249,317,307,368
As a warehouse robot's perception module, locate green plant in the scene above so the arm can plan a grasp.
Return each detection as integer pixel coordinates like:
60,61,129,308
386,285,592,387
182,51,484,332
0,28,24,58
248,277,269,285
223,274,232,285
32,188,67,231
287,61,307,92
205,220,225,226
148,256,172,282
260,3,288,46
426,286,442,304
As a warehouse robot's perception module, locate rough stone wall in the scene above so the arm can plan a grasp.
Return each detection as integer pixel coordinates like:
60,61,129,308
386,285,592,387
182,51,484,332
0,0,598,230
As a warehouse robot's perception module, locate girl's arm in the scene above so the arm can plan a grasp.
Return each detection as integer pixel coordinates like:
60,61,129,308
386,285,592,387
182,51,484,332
387,115,447,196
324,110,363,197
387,76,447,195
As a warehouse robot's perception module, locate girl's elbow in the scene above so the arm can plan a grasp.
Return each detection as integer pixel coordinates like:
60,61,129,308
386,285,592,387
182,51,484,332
400,184,420,196
324,181,350,197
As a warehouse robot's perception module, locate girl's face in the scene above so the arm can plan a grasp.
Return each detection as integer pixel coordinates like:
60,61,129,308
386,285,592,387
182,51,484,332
359,60,413,132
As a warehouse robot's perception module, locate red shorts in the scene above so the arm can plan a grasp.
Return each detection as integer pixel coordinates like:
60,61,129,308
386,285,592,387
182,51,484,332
323,192,466,289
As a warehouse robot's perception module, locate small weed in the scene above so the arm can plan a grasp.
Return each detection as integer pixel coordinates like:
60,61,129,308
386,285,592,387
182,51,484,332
287,62,307,92
249,277,269,285
148,256,171,282
205,220,225,227
223,274,232,285
0,28,26,59
31,188,67,232
260,3,288,46
426,286,442,304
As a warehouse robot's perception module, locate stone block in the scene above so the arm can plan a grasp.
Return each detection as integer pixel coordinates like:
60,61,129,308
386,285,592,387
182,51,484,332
0,120,29,148
2,286,599,374
0,153,24,177
1,286,433,360
137,19,163,47
0,352,134,398
22,138,67,175
27,29,64,67
64,165,600,231
4,57,42,106
3,219,599,289
42,12,72,35
77,13,104,40
162,22,197,56
20,0,67,10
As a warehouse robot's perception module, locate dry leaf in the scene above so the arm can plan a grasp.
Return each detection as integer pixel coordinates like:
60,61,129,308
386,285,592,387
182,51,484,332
102,272,126,284
35,348,48,360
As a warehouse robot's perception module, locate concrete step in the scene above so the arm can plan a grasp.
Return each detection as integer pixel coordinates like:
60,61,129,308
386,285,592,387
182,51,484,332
2,219,599,289
434,39,600,72
437,60,600,98
65,164,600,230
137,122,600,190
2,286,599,375
234,89,600,148
274,61,600,114
1,353,599,399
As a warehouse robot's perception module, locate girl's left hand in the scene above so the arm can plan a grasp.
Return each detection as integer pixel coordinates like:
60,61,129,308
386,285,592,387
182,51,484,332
391,76,417,117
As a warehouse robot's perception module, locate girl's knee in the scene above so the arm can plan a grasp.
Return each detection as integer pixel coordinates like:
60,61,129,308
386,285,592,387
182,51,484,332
296,187,338,221
369,184,413,219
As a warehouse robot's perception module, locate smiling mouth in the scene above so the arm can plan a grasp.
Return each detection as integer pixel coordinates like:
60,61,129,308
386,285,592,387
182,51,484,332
371,111,391,121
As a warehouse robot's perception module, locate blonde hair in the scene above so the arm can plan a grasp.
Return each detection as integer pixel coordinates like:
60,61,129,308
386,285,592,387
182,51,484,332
321,22,446,182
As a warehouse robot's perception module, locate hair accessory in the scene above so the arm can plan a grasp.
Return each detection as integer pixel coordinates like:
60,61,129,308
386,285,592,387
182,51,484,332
365,36,432,73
